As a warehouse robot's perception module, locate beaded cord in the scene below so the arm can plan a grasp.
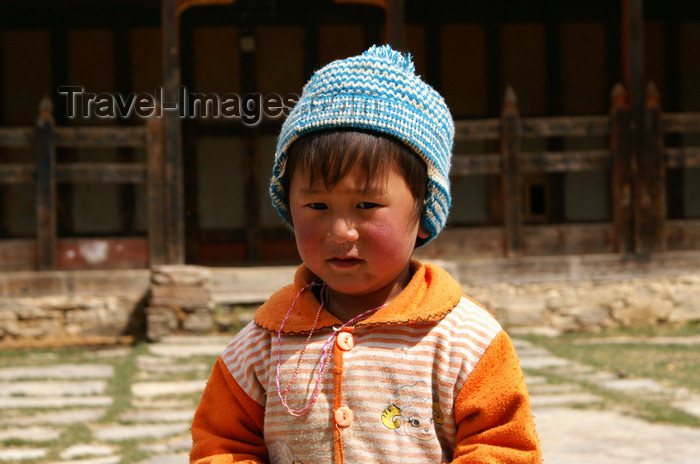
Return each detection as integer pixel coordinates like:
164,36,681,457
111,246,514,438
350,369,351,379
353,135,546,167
275,282,386,417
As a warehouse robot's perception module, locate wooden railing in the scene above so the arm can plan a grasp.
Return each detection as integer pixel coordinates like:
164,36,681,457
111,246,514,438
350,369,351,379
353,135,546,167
448,83,700,258
0,97,167,270
2,87,699,269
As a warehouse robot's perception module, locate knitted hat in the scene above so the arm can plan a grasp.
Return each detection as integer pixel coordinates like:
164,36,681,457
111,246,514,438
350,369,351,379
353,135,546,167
270,44,454,244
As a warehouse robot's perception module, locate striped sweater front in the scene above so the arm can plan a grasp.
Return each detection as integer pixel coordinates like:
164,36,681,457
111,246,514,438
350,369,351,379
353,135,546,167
191,262,542,464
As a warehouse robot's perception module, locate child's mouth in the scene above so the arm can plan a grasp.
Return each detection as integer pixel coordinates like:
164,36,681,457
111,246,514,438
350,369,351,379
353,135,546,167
328,257,362,268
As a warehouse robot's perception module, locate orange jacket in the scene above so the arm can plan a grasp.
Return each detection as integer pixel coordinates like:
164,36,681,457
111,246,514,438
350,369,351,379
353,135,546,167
191,262,541,463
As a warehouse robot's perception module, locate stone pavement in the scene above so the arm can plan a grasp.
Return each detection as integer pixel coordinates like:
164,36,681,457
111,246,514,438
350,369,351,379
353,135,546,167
514,338,700,463
1,335,700,463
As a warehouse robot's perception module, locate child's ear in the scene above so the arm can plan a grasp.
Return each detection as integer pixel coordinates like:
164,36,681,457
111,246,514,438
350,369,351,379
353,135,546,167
417,225,430,239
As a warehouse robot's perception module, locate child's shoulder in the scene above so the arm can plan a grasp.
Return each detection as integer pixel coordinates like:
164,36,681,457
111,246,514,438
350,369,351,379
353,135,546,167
442,295,504,340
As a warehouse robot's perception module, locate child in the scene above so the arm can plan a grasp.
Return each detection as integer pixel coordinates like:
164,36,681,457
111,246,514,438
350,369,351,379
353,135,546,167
191,45,541,464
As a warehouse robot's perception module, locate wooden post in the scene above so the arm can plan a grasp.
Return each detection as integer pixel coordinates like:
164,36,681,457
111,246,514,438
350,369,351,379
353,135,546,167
622,0,663,257
180,18,200,265
50,28,74,238
146,114,167,266
35,97,56,270
621,0,645,143
501,87,524,257
637,81,666,252
115,26,136,235
609,83,633,254
663,10,684,220
386,0,406,50
240,29,261,262
161,0,185,264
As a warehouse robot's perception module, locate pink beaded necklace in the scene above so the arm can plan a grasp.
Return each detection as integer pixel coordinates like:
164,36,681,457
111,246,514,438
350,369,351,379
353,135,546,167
275,281,385,417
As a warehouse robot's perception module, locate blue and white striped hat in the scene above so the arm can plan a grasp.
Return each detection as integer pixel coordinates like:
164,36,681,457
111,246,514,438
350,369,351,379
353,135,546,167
270,44,454,244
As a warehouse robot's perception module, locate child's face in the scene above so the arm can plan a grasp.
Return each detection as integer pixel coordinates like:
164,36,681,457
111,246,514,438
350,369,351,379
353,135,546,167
289,161,421,306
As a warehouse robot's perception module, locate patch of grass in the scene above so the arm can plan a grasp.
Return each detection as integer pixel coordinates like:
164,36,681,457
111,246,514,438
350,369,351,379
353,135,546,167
58,422,93,446
582,375,700,427
535,321,700,341
525,338,700,394
117,439,153,464
522,322,700,427
0,347,81,367
0,438,36,447
526,365,700,427
100,343,148,423
0,341,199,464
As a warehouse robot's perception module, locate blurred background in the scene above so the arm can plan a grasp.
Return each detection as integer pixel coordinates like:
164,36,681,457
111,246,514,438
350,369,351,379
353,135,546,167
1,0,699,270
1,4,700,463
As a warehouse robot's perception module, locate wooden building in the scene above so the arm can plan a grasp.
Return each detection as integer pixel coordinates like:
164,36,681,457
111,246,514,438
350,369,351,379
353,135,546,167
0,0,699,271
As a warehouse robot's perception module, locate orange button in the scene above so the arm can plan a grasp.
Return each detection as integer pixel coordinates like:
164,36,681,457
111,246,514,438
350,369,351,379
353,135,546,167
336,332,355,351
334,406,354,427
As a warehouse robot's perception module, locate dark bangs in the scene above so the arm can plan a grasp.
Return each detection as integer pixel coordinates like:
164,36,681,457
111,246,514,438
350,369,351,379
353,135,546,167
285,130,427,217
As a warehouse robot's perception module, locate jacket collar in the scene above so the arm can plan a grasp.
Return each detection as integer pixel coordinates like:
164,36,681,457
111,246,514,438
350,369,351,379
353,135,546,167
254,260,463,335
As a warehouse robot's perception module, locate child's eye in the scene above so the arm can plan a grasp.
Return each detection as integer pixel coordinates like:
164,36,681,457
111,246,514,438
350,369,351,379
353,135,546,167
357,202,379,209
307,203,327,210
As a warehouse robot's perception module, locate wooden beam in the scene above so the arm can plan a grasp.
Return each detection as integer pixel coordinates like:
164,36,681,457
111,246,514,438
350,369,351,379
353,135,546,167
0,30,8,237
0,239,35,271
485,20,502,117
609,83,633,254
50,28,69,126
638,82,666,252
54,163,147,184
500,87,524,257
454,116,611,140
179,16,200,265
623,0,652,257
0,164,35,184
114,26,137,235
0,127,35,146
240,27,261,262
660,12,684,219
665,147,700,169
663,113,700,133
0,29,5,215
521,150,611,173
520,116,611,138
35,98,57,270
424,6,441,90
54,127,147,147
386,0,405,50
146,115,167,266
303,15,320,81
161,0,185,264
50,27,74,238
666,219,700,251
621,0,645,142
451,154,501,176
452,150,612,177
454,119,501,140
622,0,645,119
544,19,563,116
539,15,564,231
606,9,622,99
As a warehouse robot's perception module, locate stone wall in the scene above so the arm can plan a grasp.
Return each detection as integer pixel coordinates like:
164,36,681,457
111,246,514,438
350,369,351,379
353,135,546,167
143,265,297,341
0,270,150,347
445,252,700,333
145,265,214,341
463,275,700,334
143,256,700,339
1,253,700,347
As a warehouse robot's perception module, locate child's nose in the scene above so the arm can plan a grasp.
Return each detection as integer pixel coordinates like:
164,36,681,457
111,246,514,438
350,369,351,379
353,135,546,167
327,216,359,243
